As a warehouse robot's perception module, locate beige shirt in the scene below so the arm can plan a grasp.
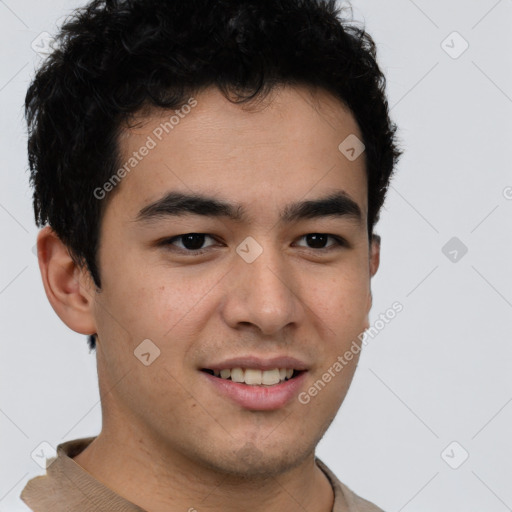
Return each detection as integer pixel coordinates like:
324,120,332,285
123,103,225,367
20,437,384,512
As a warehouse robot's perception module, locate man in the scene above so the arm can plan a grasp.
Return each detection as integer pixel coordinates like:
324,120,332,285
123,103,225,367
20,0,402,510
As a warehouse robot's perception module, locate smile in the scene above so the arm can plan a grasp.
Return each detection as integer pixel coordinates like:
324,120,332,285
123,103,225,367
201,367,303,386
200,368,308,410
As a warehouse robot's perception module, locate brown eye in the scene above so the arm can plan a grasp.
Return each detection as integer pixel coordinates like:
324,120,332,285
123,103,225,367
295,234,346,250
305,234,328,248
163,233,217,252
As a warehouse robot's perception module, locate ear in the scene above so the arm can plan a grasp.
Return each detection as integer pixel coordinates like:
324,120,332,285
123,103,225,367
369,233,381,279
36,226,97,335
364,233,381,328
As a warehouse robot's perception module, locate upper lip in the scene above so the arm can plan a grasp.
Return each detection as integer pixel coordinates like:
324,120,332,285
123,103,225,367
202,355,309,372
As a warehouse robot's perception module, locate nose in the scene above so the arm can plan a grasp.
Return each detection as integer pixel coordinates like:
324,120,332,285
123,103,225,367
220,242,304,336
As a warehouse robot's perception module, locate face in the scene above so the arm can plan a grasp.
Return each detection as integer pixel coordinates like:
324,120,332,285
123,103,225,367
88,85,379,477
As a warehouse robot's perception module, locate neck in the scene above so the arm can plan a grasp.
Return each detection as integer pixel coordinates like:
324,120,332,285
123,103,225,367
73,429,335,512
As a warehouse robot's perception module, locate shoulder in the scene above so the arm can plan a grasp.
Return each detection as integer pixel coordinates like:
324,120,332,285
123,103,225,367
20,437,97,511
20,473,68,511
338,481,386,512
315,457,386,512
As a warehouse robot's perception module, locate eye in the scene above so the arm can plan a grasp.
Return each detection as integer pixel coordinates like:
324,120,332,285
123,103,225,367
162,233,218,253
294,233,347,250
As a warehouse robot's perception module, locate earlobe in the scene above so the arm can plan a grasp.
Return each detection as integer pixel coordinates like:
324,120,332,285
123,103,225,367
363,291,372,332
37,226,97,335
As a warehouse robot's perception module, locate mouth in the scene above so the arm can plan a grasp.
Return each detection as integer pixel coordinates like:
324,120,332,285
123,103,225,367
200,367,308,410
201,367,305,386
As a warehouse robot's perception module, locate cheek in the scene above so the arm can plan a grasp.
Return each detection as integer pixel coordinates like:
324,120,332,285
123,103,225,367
111,265,223,343
305,268,370,329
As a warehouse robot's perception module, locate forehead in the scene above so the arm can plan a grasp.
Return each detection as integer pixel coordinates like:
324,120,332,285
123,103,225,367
110,85,368,223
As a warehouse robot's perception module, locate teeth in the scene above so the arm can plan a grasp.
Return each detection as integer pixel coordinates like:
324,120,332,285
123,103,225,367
231,368,244,383
261,368,281,385
220,369,231,379
213,368,296,386
245,369,262,385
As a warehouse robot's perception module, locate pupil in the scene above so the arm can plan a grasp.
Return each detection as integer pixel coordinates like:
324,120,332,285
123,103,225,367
182,233,205,250
306,233,327,248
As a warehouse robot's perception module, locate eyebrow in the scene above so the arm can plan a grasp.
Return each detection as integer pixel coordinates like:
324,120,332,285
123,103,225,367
134,190,362,225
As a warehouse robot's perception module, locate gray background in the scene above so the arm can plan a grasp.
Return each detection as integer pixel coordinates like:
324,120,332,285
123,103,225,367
1,1,511,510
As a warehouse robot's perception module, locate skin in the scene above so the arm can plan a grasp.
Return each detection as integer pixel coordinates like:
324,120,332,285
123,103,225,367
37,84,380,512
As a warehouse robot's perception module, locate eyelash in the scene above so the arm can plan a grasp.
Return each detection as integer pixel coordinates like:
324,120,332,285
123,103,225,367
160,233,348,255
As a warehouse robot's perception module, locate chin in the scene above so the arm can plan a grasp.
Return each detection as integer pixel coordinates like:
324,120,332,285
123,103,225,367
198,437,316,479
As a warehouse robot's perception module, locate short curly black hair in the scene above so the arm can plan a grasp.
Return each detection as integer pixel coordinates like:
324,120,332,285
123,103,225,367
25,0,402,351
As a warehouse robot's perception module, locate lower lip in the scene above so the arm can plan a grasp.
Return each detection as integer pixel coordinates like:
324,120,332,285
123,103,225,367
201,371,307,411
